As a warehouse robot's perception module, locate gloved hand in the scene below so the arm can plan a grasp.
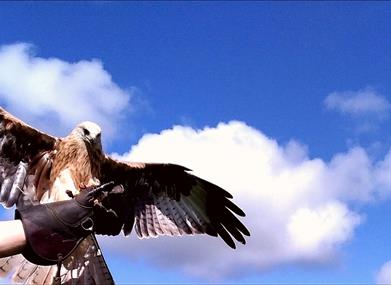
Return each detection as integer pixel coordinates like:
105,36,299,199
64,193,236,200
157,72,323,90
15,182,122,266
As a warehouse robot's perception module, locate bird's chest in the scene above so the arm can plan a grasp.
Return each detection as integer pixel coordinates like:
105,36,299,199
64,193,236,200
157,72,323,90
46,144,101,202
43,168,100,202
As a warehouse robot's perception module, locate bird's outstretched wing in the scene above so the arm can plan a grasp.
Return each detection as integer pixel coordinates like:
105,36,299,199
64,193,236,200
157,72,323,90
0,107,57,208
100,157,250,249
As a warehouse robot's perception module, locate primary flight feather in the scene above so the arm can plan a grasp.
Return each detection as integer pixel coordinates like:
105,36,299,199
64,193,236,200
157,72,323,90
0,107,249,284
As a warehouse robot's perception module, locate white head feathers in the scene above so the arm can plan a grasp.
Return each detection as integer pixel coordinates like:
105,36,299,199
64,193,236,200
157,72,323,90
73,121,102,143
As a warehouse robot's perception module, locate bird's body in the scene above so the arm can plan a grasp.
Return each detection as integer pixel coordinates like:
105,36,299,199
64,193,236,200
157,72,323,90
46,122,103,202
0,113,113,284
0,107,249,284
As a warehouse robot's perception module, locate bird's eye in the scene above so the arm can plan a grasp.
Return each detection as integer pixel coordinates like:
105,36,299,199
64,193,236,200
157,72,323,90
83,128,90,136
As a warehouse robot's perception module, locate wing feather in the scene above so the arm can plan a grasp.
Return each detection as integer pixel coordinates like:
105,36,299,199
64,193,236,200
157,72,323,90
135,201,149,237
169,199,192,235
7,162,27,207
221,212,246,245
224,195,246,217
134,212,143,237
0,255,23,277
145,203,158,237
39,266,55,285
150,198,165,235
154,196,174,236
12,259,38,283
153,196,181,236
0,107,57,208
0,178,12,203
172,199,196,235
177,198,205,234
182,195,217,236
100,157,250,248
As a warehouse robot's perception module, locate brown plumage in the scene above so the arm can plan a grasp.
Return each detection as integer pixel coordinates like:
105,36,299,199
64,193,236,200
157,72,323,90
0,106,250,284
0,108,113,284
50,136,101,193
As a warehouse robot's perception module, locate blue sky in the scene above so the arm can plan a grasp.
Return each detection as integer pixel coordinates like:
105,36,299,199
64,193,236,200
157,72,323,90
1,2,391,284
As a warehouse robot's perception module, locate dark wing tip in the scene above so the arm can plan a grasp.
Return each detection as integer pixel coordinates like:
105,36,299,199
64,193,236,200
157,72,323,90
217,226,236,249
188,175,249,248
224,198,246,217
242,227,251,237
196,178,233,199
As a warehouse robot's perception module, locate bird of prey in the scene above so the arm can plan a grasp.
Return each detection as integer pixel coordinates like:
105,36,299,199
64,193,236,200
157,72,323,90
0,107,249,284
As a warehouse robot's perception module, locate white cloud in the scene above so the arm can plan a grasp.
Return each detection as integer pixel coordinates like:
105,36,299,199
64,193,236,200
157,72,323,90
101,121,391,281
373,151,391,200
0,43,132,138
324,88,390,118
376,260,391,284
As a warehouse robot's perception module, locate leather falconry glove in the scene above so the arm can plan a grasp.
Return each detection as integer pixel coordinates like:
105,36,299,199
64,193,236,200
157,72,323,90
15,181,123,266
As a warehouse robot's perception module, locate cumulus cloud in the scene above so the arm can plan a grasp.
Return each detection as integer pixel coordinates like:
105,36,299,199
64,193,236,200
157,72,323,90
0,43,132,138
376,260,391,284
100,121,391,281
324,88,390,118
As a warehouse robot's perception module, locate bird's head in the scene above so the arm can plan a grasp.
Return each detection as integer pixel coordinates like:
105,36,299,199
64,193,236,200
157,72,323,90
72,121,102,148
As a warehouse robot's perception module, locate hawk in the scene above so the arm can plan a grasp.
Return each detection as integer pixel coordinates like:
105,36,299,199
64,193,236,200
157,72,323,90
0,107,249,284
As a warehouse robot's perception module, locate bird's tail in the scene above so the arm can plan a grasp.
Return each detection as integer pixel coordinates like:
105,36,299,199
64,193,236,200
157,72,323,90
0,254,55,284
0,235,114,285
61,235,114,285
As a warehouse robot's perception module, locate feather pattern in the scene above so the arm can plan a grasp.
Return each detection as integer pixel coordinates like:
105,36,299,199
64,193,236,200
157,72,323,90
12,259,38,283
170,199,193,235
176,198,204,234
175,198,201,234
0,255,23,278
100,159,250,249
149,200,164,235
153,196,173,235
156,196,181,236
8,162,28,207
